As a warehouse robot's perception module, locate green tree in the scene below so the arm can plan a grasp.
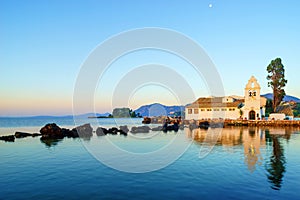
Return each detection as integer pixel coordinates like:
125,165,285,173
267,58,287,112
265,99,273,117
130,110,137,118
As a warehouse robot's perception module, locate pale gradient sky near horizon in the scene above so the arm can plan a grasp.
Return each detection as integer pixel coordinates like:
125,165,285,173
1,0,299,116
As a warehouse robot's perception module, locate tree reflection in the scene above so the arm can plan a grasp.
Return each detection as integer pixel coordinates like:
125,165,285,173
265,131,286,190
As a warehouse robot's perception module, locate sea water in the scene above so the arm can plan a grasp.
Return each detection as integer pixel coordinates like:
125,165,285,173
0,117,300,199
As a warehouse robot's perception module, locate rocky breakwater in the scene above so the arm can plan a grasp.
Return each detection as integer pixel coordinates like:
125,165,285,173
0,131,42,142
40,123,93,140
0,122,184,144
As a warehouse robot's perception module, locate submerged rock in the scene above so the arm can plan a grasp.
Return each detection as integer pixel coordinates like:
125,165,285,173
0,135,15,142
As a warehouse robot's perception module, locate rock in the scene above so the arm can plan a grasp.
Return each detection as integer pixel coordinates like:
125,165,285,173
162,123,179,132
142,117,151,124
61,128,78,138
0,135,15,142
189,123,198,131
15,132,32,138
40,123,64,139
96,127,108,136
199,121,209,129
130,126,150,134
151,126,163,131
173,123,179,132
107,127,118,135
72,123,93,137
119,126,129,136
179,124,185,130
32,133,42,137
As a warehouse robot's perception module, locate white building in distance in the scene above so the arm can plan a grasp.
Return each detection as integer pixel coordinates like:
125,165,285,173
185,76,267,120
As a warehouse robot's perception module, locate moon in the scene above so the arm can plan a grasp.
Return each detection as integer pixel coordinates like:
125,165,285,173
209,3,213,8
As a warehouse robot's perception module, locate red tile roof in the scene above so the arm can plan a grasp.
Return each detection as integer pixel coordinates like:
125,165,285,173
186,97,244,108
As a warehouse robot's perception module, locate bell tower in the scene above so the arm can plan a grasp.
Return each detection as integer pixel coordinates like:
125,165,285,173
244,76,261,120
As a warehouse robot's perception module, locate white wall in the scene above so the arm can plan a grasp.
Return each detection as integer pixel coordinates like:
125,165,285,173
185,107,241,120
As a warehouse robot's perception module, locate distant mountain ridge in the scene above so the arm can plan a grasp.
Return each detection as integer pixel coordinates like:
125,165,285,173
261,93,300,103
0,112,111,118
134,103,184,117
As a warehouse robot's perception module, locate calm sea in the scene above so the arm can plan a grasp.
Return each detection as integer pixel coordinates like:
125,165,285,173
0,117,300,199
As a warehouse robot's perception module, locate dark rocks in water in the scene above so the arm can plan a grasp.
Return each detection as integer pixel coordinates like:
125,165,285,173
15,132,41,138
173,123,179,132
130,126,150,134
40,123,64,139
96,126,129,136
163,124,179,132
32,133,42,137
119,125,129,136
162,121,180,132
0,135,15,142
96,127,108,136
15,132,33,138
152,126,163,131
142,117,151,124
40,123,92,139
199,121,209,129
61,128,78,138
72,123,93,137
107,127,119,135
179,124,185,130
189,123,198,130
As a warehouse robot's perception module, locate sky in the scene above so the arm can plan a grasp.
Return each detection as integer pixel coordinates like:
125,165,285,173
1,0,299,116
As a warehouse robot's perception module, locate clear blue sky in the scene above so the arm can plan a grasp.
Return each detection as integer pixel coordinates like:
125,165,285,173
1,0,299,116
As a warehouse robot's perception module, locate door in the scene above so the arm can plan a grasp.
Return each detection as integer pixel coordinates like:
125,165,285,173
249,110,256,120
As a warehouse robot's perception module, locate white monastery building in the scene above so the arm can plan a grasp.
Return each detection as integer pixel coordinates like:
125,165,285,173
185,76,267,120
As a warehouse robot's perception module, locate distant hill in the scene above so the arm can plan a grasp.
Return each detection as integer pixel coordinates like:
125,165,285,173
134,103,184,117
74,112,111,118
261,93,300,103
0,112,111,118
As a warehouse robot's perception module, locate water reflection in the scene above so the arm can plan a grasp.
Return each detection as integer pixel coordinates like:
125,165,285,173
188,127,298,190
243,128,265,172
40,137,63,147
265,130,287,190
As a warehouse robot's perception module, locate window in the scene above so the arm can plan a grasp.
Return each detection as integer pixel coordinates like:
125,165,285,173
194,109,199,114
222,108,227,111
201,109,205,111
207,109,212,111
188,109,192,114
213,109,220,111
229,108,235,111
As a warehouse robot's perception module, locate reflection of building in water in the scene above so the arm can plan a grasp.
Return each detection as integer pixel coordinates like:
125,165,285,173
243,128,265,172
188,127,291,190
189,127,266,172
191,128,243,146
